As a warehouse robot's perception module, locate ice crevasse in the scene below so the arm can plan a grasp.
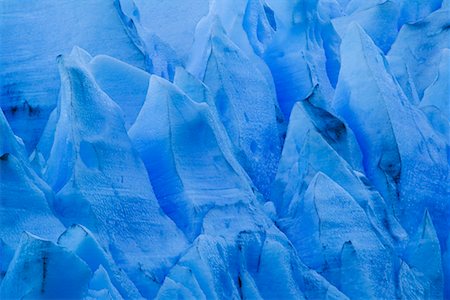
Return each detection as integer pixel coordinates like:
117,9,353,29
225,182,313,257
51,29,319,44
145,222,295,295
0,0,449,299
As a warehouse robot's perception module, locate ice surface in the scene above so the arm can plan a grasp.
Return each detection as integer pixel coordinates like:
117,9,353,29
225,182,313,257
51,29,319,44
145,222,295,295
87,265,123,300
264,0,337,118
0,110,64,249
404,211,444,299
398,0,443,25
332,0,401,53
0,232,91,299
419,48,450,137
58,225,141,299
129,74,347,300
201,23,282,197
398,260,425,300
42,55,188,298
444,234,450,298
117,0,209,64
129,75,256,240
387,6,450,100
88,54,151,128
0,0,145,151
1,1,448,298
333,23,449,242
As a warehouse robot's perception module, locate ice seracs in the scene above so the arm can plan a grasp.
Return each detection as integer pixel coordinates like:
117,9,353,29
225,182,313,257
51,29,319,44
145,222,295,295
264,0,337,117
272,94,406,245
387,6,450,100
332,0,401,53
129,75,256,240
271,95,408,298
58,225,142,299
285,172,396,299
0,1,448,298
0,109,64,250
404,211,444,299
202,22,282,198
333,22,449,243
0,233,91,299
42,54,187,298
0,0,145,151
129,74,347,300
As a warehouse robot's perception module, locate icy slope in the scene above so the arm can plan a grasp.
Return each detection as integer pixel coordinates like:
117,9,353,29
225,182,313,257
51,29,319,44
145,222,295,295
1,0,449,299
0,0,145,151
43,54,188,298
334,22,449,243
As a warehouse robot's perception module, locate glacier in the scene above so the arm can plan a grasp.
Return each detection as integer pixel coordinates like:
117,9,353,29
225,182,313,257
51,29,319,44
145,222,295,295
0,0,449,299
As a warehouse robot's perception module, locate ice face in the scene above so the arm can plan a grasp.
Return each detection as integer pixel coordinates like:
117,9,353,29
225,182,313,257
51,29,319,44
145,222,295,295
282,172,397,299
444,234,450,298
332,0,401,53
88,54,151,128
0,110,65,249
398,0,443,25
0,233,91,299
58,225,141,299
404,211,444,299
129,75,256,240
264,0,337,118
0,0,145,152
1,1,448,298
42,54,188,298
387,6,450,100
334,23,449,243
419,49,450,137
87,265,123,300
117,0,209,64
202,23,282,198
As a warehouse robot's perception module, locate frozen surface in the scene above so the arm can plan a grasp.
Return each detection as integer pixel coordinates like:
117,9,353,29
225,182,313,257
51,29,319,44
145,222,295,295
129,75,256,240
404,211,444,299
333,23,449,243
1,0,448,298
0,233,91,299
205,24,282,197
42,54,188,298
264,0,337,118
332,0,401,53
387,6,450,100
0,0,145,151
0,110,64,249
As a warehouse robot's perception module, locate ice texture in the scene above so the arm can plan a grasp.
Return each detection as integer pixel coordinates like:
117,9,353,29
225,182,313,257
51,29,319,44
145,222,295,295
0,110,64,249
333,23,449,243
0,233,91,299
129,75,256,240
388,6,450,100
42,54,188,298
0,0,145,151
264,0,337,118
404,211,444,299
1,0,448,298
